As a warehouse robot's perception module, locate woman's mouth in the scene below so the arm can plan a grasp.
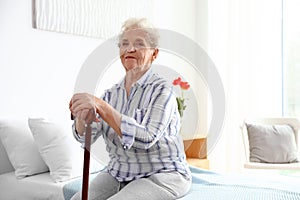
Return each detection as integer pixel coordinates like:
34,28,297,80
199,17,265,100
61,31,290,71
125,56,136,59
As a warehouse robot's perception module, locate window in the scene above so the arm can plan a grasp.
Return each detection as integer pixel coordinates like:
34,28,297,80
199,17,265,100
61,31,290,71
283,0,300,117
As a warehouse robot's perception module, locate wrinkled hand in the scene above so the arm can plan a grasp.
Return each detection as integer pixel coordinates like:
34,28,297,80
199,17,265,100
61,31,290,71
69,93,100,124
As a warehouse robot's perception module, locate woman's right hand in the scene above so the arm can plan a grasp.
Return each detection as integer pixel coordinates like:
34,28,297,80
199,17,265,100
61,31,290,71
69,93,100,126
69,93,122,137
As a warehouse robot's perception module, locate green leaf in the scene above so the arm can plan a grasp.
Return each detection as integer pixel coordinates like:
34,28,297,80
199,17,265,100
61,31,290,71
176,97,185,117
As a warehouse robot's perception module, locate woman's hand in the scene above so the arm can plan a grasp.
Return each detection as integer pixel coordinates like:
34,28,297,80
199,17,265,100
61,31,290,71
69,93,100,124
69,93,122,137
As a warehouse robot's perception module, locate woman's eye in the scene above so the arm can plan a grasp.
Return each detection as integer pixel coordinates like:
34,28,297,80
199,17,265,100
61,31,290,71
121,42,129,47
135,42,145,48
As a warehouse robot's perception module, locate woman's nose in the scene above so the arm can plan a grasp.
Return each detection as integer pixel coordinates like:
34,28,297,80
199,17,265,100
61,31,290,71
126,43,136,52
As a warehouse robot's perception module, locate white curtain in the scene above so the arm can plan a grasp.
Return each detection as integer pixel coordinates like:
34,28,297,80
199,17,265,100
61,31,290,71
206,0,283,172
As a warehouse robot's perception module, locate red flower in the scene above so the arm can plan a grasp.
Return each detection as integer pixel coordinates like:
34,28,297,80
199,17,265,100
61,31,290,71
172,77,181,85
180,81,190,90
172,76,190,118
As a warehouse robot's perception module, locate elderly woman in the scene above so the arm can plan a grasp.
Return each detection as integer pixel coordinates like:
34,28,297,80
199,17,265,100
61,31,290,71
70,18,191,200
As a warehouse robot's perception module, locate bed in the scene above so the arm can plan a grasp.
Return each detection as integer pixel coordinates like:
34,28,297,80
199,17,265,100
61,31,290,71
1,118,300,200
182,167,300,200
1,166,300,200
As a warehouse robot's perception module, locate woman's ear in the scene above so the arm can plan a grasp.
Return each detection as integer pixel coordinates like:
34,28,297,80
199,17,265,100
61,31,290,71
152,48,159,60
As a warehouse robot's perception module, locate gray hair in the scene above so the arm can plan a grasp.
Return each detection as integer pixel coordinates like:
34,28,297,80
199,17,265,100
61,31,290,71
118,18,159,48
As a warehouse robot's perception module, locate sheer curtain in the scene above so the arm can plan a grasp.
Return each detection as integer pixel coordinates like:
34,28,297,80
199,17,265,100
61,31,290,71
283,0,300,117
206,0,283,172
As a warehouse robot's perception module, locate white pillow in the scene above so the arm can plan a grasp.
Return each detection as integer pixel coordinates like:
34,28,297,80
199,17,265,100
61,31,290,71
28,118,104,182
246,124,298,163
0,119,49,178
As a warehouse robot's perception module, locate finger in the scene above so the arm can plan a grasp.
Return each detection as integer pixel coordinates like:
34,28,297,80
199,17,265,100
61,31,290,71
71,94,85,106
69,99,72,109
73,104,95,114
69,98,76,118
94,116,101,122
74,109,83,120
76,108,100,123
70,94,85,108
78,109,89,121
69,95,78,111
71,99,82,111
71,95,94,110
70,96,79,112
73,93,90,101
69,104,76,119
74,110,82,120
85,109,96,124
71,98,91,112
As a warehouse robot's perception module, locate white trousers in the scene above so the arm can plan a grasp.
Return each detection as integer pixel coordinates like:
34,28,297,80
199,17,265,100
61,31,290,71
71,171,191,200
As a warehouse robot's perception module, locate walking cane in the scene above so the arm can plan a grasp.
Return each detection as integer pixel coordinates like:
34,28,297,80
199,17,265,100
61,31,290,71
71,109,94,200
82,120,92,200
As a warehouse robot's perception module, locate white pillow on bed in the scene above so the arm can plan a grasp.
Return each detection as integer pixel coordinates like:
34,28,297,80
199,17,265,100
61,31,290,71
28,118,103,182
0,119,49,178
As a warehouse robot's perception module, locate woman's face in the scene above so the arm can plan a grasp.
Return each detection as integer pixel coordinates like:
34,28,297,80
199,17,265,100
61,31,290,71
119,29,158,73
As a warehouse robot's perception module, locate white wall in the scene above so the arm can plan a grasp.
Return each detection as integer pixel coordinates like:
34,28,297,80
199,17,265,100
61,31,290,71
0,0,103,122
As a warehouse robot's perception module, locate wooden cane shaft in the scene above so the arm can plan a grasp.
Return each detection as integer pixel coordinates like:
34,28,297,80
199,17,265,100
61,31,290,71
82,124,92,200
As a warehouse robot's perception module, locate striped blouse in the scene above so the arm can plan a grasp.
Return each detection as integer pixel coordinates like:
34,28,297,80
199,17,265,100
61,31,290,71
72,69,191,182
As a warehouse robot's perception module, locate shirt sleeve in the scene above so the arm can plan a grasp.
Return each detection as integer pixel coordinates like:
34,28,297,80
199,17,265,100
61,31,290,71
120,85,178,150
72,118,103,148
